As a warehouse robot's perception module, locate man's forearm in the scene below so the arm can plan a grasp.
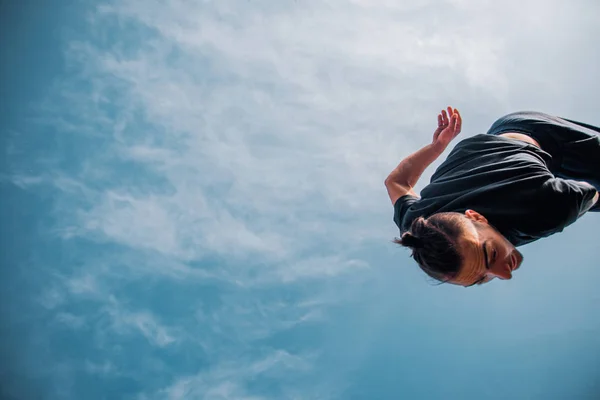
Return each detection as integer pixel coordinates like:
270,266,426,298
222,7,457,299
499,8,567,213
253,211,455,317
385,142,446,188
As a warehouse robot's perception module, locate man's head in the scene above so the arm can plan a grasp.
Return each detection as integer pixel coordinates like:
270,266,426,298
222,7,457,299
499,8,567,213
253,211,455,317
396,210,523,287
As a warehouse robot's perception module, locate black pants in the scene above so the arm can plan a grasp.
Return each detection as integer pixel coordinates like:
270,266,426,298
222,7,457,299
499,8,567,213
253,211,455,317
486,111,600,211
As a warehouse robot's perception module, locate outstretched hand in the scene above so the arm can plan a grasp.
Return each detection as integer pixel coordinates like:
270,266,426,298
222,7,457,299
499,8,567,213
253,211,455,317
432,106,462,149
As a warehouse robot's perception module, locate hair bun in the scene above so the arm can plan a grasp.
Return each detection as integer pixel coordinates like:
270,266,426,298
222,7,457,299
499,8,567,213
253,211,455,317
401,232,424,249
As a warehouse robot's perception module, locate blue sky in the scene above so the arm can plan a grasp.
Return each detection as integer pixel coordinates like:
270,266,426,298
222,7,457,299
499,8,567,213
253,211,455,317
2,0,600,399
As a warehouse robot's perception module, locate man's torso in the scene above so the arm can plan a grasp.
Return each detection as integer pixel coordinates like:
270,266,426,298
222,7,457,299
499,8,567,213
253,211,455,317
394,134,592,246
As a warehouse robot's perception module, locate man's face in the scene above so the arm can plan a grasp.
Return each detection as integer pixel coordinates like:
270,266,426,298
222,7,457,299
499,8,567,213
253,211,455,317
449,210,524,287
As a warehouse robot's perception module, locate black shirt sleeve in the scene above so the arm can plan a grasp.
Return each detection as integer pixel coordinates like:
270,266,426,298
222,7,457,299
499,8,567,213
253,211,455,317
543,177,598,227
393,194,420,233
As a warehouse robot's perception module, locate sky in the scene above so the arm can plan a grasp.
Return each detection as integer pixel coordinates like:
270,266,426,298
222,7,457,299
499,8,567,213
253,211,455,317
1,0,600,399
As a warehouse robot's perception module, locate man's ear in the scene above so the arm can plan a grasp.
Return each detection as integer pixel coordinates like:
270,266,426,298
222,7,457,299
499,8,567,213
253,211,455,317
464,209,488,224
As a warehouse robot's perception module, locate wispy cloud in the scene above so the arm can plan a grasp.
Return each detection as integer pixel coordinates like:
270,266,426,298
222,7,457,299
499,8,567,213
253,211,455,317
103,297,178,347
277,256,369,283
84,360,115,376
66,273,100,296
39,287,66,310
153,350,317,400
55,312,87,329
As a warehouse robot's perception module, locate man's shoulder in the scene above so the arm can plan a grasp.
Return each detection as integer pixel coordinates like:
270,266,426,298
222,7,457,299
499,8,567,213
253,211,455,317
393,194,421,233
541,178,599,222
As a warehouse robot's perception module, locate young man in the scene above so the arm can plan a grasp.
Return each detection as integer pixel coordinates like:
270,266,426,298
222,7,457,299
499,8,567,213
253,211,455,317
385,107,599,287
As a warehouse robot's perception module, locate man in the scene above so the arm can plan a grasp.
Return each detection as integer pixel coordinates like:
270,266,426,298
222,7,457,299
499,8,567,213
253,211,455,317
385,107,599,287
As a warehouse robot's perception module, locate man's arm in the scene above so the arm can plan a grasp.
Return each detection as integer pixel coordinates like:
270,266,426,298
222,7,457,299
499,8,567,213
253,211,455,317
384,143,445,204
385,107,462,205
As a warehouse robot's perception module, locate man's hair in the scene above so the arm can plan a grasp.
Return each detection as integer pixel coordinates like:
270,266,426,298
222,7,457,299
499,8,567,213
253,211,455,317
394,212,465,282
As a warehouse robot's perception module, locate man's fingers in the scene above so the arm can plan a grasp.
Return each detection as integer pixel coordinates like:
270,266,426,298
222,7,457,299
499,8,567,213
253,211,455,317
450,113,458,132
435,107,462,145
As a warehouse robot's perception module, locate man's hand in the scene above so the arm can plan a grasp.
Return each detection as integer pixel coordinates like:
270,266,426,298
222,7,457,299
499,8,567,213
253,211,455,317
432,106,462,149
385,106,462,205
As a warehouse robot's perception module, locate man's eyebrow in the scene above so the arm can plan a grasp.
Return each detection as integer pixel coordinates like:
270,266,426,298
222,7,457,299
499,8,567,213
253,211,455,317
482,240,490,270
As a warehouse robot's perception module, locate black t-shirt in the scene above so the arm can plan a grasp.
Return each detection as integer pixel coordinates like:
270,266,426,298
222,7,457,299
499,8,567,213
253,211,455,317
393,134,597,247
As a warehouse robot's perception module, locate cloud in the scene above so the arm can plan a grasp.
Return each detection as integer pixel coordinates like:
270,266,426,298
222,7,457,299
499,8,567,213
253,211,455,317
84,360,115,376
104,297,178,347
55,312,87,329
9,174,45,189
153,350,317,400
277,256,369,283
66,273,100,296
38,287,66,310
